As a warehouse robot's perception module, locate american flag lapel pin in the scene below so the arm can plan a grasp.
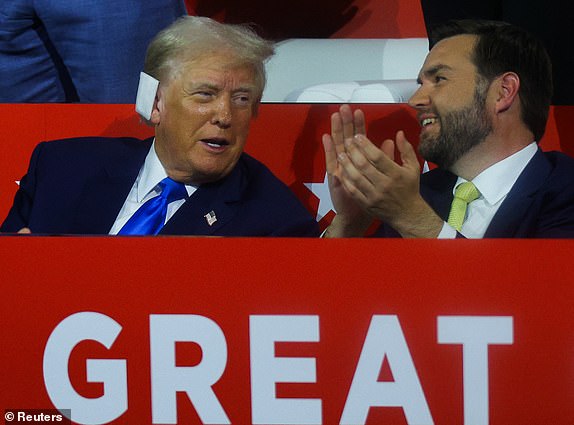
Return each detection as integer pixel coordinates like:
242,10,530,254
204,210,217,226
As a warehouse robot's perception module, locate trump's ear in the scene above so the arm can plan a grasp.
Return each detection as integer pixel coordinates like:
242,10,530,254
495,72,520,113
149,89,162,125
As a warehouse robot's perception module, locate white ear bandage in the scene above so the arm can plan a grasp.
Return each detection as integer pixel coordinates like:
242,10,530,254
135,72,160,120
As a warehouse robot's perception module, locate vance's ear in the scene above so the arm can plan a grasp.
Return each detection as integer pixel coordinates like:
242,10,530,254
495,72,520,114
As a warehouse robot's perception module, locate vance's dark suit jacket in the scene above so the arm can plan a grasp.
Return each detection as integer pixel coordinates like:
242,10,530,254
0,137,320,237
375,149,574,238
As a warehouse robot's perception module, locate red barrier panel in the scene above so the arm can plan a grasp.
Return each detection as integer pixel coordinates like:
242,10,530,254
1,238,573,424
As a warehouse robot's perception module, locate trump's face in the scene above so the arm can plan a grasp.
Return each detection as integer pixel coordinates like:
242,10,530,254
151,52,258,185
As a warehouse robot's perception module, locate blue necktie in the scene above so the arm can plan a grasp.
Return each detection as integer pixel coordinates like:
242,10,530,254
118,177,188,235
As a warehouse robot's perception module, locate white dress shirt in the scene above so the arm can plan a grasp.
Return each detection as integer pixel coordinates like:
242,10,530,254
438,142,538,239
109,140,197,234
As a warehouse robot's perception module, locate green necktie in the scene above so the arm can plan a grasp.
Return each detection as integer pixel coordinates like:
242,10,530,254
447,181,480,231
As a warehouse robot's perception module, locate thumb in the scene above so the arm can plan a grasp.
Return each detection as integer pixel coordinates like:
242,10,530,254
396,131,420,172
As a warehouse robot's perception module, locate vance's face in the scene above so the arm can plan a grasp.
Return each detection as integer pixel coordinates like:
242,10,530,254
408,34,492,169
152,52,259,185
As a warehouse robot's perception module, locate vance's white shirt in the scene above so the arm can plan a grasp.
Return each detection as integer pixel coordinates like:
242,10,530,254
438,142,537,239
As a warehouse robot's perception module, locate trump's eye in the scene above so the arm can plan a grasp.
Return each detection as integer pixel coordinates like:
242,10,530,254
193,91,214,100
233,93,252,107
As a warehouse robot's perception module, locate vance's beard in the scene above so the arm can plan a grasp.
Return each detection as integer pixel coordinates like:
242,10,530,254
418,87,492,170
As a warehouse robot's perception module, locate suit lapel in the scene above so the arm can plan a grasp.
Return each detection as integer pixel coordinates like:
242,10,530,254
160,156,247,236
71,138,152,234
485,149,551,237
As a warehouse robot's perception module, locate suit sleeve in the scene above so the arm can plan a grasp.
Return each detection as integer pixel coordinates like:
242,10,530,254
533,185,574,238
523,153,574,238
0,142,45,232
271,213,321,237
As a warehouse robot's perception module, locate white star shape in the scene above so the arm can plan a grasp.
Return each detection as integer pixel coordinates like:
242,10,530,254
304,173,335,221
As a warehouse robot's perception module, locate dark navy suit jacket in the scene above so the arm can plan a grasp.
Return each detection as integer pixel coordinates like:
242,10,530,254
0,137,320,237
375,149,574,238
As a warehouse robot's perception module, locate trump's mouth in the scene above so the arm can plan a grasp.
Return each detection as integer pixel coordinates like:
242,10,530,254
201,138,230,151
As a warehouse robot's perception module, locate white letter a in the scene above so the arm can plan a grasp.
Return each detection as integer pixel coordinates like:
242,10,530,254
340,315,433,425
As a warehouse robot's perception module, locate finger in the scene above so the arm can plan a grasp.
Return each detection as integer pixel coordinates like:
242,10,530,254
344,137,377,178
330,111,342,143
350,134,398,177
322,134,338,176
353,108,366,135
336,152,371,205
380,139,395,161
340,177,369,209
396,131,421,173
338,144,390,200
330,111,348,157
339,104,355,141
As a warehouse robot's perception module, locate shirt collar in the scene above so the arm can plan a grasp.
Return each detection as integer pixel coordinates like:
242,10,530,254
455,142,538,206
136,139,197,202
